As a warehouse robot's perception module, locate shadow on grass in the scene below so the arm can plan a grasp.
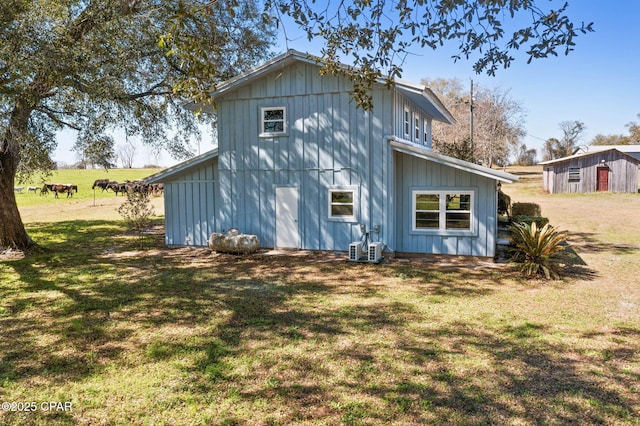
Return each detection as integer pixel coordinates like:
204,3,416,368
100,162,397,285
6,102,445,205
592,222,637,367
570,232,640,256
0,220,638,424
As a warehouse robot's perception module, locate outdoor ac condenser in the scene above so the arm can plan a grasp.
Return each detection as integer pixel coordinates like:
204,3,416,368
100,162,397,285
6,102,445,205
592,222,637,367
367,242,382,263
348,242,362,261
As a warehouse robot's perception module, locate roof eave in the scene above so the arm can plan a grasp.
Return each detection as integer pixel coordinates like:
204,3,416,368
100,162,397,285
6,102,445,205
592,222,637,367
388,136,518,183
145,148,219,183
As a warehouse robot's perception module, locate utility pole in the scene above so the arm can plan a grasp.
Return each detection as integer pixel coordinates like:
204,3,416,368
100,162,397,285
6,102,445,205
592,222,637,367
469,78,475,163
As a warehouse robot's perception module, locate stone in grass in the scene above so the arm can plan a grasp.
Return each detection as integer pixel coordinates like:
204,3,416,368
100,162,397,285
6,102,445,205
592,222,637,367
209,229,259,254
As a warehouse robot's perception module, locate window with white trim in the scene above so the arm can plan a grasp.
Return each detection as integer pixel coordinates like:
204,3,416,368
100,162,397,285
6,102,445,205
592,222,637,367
260,107,286,136
413,190,474,232
423,119,429,144
414,116,420,141
329,189,355,219
403,108,410,137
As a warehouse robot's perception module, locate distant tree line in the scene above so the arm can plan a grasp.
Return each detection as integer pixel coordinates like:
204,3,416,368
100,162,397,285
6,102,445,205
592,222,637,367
541,114,640,161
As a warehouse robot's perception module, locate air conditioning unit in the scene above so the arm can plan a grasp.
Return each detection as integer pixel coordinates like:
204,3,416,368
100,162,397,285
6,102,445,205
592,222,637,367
368,242,383,263
348,242,363,261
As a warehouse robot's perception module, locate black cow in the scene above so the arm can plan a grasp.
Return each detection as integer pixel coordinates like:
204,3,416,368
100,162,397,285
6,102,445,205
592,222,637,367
92,179,110,191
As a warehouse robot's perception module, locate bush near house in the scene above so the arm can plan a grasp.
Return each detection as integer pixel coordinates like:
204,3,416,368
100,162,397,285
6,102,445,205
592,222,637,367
512,202,542,217
509,221,568,280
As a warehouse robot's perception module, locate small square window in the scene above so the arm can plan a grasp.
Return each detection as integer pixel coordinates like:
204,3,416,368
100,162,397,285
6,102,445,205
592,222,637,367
261,107,286,136
329,189,355,219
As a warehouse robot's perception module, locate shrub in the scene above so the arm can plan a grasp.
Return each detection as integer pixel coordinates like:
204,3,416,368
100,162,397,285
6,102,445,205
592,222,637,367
513,215,549,228
117,190,155,242
509,221,568,280
512,202,541,217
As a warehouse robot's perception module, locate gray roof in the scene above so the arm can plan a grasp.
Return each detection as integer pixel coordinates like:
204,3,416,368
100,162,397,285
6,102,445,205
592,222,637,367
538,147,640,165
388,136,519,183
144,148,219,183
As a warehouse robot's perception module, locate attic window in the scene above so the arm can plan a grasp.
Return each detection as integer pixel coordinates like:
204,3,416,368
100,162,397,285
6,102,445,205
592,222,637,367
403,108,410,137
414,116,420,141
260,107,286,136
423,119,429,144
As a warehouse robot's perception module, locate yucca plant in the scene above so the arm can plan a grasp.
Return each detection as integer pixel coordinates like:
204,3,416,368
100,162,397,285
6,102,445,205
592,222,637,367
509,221,568,279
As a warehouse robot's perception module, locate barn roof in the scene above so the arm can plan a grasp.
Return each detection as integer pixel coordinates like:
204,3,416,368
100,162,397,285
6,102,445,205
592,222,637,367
185,49,455,124
538,147,640,166
144,148,219,184
388,136,519,183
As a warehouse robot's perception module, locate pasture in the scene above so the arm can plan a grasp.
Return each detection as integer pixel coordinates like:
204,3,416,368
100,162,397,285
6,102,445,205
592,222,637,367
0,166,639,425
14,168,164,222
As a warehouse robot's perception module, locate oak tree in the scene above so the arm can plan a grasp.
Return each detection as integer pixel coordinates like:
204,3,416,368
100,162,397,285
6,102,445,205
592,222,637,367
0,0,275,250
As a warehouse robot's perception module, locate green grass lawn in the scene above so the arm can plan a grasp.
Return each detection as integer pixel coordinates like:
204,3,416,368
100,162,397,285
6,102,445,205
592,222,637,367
14,168,161,207
0,167,639,425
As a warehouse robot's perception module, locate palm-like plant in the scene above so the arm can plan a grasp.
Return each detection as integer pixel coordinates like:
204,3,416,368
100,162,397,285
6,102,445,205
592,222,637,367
509,221,568,279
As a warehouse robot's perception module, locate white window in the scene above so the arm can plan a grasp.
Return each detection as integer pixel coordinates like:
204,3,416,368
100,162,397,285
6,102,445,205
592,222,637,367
260,107,286,136
423,119,429,144
329,188,356,219
414,116,420,141
412,190,474,233
403,108,410,137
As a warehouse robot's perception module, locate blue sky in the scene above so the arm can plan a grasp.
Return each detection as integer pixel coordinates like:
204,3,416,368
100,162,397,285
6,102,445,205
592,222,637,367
53,1,640,166
274,1,640,156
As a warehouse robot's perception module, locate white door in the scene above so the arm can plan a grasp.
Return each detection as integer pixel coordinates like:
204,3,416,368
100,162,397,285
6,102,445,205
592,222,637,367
275,186,299,248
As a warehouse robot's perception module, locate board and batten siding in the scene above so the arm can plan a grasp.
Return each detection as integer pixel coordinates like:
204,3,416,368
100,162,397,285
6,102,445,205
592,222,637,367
393,151,498,257
393,91,433,148
163,159,219,247
214,61,394,250
544,150,639,194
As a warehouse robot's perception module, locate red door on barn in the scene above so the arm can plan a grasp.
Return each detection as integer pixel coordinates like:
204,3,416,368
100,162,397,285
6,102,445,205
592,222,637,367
597,167,609,192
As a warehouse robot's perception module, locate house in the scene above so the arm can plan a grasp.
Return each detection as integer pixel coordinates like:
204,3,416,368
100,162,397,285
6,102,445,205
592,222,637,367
539,148,640,194
146,50,518,258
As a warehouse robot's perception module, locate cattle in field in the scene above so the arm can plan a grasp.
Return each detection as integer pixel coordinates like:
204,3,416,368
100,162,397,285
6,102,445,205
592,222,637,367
42,183,77,198
108,182,127,196
27,186,40,194
150,182,164,196
92,179,111,191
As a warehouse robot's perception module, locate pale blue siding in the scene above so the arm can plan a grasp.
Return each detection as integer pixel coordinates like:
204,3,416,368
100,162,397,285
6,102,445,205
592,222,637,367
214,62,394,250
163,159,218,247
151,52,510,258
393,151,498,257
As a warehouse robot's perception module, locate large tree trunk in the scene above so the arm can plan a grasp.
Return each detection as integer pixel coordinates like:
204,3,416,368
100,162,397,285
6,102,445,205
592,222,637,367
0,104,35,251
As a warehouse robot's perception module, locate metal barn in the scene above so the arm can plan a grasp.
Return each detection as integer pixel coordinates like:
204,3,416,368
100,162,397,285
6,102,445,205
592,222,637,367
540,148,639,194
146,50,518,258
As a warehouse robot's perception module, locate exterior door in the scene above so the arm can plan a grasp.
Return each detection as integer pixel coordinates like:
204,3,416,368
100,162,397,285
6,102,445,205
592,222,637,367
597,167,609,192
275,186,299,248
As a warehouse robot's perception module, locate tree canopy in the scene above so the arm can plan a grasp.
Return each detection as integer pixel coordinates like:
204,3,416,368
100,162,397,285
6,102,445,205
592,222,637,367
591,114,640,146
264,0,593,109
423,78,526,167
0,0,276,249
542,120,585,160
